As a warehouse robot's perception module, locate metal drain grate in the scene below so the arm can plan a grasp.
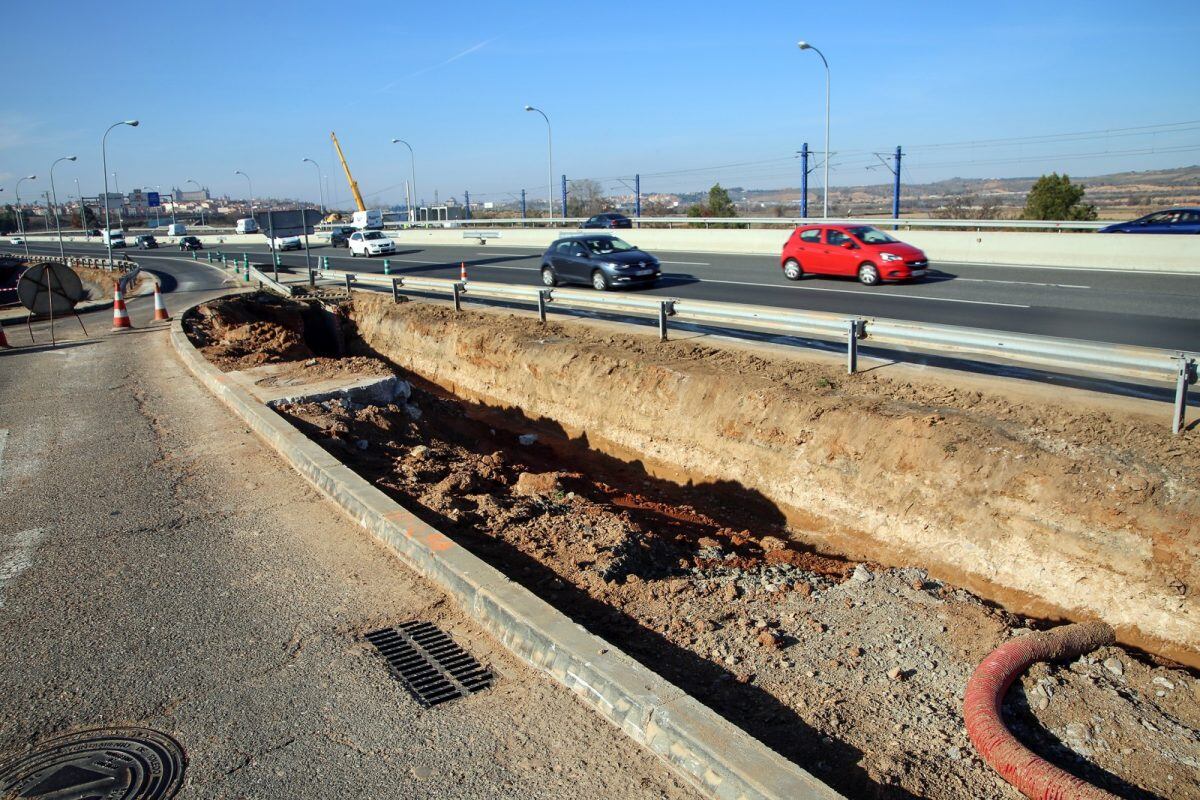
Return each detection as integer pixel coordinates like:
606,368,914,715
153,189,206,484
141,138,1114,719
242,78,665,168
365,621,493,707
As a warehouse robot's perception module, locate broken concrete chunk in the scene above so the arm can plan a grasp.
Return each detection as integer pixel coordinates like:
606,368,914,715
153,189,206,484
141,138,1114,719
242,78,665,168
852,564,874,583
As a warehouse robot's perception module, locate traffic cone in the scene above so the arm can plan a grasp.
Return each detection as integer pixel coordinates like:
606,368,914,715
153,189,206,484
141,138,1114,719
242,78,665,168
152,283,171,321
460,262,468,282
112,283,133,330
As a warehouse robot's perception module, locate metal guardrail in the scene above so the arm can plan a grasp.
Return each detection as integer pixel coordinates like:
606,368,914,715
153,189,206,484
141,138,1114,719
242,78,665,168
365,216,1112,232
297,268,1196,433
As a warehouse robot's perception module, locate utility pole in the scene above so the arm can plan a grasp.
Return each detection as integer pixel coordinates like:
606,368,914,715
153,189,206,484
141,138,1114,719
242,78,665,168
635,174,641,221
464,190,471,220
892,145,903,219
561,174,567,221
520,189,526,220
800,142,810,218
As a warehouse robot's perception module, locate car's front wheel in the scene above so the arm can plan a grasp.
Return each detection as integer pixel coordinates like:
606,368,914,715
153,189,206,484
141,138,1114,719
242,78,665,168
857,262,880,286
783,258,803,281
541,266,557,287
592,270,609,291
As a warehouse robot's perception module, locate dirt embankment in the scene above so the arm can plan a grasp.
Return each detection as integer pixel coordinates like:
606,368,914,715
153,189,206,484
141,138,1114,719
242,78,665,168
73,265,143,300
187,293,1200,800
349,294,1199,668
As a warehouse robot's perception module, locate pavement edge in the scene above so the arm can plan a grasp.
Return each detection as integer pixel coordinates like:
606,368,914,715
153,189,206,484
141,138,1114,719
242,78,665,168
168,297,843,800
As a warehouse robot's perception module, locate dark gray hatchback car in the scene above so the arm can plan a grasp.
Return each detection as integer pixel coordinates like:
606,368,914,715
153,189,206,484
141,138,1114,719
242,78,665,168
540,235,661,291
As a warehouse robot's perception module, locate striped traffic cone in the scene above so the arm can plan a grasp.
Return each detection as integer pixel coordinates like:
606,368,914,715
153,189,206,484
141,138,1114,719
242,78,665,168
112,283,133,330
152,283,171,321
460,262,468,282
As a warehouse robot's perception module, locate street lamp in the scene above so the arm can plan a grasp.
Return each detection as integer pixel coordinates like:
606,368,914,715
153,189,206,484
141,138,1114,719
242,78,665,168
234,170,254,221
301,158,325,214
74,177,84,235
186,178,206,227
524,105,554,221
102,119,139,270
50,155,77,258
797,41,830,218
15,175,36,256
389,139,417,223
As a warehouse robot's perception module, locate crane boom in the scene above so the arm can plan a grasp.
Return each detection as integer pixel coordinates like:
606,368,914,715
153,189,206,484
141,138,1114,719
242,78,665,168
330,131,367,212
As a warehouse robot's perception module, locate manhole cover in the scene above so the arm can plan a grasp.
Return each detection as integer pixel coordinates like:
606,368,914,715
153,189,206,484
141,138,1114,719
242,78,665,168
0,727,186,799
366,621,493,708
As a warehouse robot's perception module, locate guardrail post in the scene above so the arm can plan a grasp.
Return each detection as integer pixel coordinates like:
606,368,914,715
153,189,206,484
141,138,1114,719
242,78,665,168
452,282,462,312
846,318,865,374
1173,356,1197,435
658,300,675,342
538,289,551,323
309,269,316,289
392,278,405,304
345,273,353,294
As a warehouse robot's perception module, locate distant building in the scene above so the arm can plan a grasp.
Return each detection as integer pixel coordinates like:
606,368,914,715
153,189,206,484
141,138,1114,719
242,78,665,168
173,187,210,202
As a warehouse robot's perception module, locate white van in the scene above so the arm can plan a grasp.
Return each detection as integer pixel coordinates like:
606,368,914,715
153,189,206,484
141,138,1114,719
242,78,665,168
351,209,383,230
166,223,186,236
102,229,126,248
236,218,258,234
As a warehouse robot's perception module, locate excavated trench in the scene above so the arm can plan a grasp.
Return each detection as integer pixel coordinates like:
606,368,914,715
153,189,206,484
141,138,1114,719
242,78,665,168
186,293,1200,800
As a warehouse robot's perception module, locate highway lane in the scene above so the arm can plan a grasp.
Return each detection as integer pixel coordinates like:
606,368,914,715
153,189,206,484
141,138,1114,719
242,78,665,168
8,239,1199,350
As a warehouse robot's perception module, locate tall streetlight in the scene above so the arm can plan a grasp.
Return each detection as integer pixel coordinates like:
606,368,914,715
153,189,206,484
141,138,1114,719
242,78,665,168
15,175,36,256
50,156,78,258
186,178,206,226
73,177,84,236
389,139,417,223
234,170,254,221
301,158,325,214
524,105,554,221
102,119,139,270
797,41,830,218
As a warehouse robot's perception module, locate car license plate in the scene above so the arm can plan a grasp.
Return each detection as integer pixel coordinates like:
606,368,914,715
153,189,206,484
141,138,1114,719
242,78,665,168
636,268,655,276
910,269,926,277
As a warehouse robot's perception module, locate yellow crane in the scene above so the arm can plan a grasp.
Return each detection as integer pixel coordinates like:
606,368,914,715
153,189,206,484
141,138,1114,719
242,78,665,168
331,131,366,213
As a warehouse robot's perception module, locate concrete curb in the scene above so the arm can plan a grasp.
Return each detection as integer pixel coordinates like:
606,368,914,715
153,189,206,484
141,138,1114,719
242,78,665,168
169,296,842,800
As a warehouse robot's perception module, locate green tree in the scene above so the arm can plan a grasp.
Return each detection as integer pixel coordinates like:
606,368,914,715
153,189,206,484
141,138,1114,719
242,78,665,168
707,183,737,217
1021,173,1096,221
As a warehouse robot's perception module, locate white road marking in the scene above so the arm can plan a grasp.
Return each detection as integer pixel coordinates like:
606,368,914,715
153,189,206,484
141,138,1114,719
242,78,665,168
657,276,1031,307
954,277,1090,289
476,252,534,257
659,260,711,266
0,529,44,608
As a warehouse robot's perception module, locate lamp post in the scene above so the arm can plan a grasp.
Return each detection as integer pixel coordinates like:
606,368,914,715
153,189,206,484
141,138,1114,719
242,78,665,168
50,156,77,258
186,178,206,226
389,139,417,223
524,105,554,221
301,158,325,214
235,170,254,222
797,41,830,218
15,175,35,256
102,119,139,270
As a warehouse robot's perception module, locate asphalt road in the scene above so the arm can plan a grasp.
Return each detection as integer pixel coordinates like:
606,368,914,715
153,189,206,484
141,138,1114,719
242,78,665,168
0,259,697,799
8,237,1198,350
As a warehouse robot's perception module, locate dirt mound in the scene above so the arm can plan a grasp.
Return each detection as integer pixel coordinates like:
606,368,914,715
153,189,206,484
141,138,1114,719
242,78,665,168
184,293,318,370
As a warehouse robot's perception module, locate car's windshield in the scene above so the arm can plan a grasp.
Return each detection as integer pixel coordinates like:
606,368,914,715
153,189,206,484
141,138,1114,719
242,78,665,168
848,226,898,244
582,237,635,254
364,231,386,240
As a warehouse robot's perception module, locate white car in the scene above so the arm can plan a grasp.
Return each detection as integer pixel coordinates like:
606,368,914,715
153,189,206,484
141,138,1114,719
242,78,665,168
270,235,302,251
348,230,396,257
9,236,24,244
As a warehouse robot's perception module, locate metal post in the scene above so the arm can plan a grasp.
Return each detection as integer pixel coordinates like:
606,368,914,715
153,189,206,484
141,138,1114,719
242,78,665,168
309,269,316,288
892,145,902,220
452,282,462,312
658,301,669,342
345,273,353,293
267,209,278,282
15,176,34,257
464,190,471,220
561,174,567,221
634,173,641,225
392,278,401,303
846,318,861,374
1173,357,1195,435
302,209,312,275
800,142,809,218
537,289,549,323
520,189,526,220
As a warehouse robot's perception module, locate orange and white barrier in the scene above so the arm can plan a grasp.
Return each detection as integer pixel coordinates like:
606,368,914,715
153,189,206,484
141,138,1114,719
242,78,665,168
152,283,171,321
111,284,132,330
460,262,468,282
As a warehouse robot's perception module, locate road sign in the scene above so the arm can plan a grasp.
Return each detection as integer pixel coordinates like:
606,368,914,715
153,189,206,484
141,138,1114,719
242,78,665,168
147,191,161,208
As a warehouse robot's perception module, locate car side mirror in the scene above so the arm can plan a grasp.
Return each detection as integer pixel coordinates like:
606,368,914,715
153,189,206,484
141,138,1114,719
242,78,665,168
840,240,855,249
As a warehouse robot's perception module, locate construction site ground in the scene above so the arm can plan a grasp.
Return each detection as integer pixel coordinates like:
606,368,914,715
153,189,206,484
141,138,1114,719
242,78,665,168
184,292,1200,800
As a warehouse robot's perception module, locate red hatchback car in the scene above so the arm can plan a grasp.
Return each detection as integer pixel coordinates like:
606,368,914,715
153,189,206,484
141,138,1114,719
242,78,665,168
780,224,929,285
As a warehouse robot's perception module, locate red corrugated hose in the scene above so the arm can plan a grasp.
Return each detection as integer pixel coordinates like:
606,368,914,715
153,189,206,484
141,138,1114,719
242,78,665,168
963,621,1119,800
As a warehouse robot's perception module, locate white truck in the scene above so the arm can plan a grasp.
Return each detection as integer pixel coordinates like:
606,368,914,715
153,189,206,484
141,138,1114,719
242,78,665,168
102,229,126,248
351,209,383,230
236,218,258,234
166,223,186,236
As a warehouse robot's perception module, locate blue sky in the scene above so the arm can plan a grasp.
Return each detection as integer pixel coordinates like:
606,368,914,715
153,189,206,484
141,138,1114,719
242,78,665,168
3,0,1198,209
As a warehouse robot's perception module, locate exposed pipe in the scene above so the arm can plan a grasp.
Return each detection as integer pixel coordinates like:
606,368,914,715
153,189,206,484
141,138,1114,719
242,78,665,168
963,621,1118,800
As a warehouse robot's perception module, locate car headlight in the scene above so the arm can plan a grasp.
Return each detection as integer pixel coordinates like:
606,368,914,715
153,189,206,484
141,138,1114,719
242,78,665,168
880,252,902,262
606,262,624,269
